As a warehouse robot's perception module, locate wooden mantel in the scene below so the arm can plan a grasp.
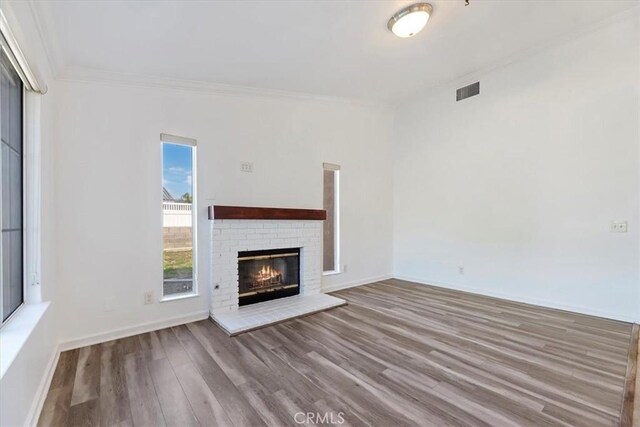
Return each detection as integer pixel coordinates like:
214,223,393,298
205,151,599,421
208,205,327,221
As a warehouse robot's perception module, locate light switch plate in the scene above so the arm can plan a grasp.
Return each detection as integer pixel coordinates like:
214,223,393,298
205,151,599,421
610,221,628,233
240,161,253,173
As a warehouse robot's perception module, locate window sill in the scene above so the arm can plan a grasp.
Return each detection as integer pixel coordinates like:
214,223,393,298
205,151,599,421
0,301,50,379
323,270,342,276
160,292,199,303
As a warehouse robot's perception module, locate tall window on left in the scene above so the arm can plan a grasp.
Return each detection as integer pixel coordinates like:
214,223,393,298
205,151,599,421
161,134,197,298
0,48,24,322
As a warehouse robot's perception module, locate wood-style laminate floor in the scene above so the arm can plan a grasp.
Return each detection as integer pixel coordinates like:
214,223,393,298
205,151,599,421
38,279,635,427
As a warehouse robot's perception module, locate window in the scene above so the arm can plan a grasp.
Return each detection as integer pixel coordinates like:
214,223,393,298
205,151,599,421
0,48,24,323
161,134,197,298
323,163,340,273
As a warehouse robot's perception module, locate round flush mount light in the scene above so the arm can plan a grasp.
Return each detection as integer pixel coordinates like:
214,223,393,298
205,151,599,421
387,3,433,38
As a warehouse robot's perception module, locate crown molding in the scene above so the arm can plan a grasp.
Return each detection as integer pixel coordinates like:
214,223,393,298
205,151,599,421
55,66,393,109
391,3,640,105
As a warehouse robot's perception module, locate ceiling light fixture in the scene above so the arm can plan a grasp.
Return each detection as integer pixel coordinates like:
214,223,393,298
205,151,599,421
387,3,433,38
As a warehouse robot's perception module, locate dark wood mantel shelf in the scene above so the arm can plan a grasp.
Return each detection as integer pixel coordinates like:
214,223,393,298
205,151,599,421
208,205,326,221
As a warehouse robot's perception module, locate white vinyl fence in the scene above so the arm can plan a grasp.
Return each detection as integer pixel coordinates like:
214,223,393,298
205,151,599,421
163,202,192,227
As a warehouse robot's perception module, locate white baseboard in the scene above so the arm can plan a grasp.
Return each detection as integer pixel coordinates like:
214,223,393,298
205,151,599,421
59,310,210,351
322,274,393,293
25,346,59,427
394,275,638,323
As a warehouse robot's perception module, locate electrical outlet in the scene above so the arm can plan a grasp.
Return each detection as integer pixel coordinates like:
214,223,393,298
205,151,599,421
342,264,348,273
458,266,465,275
610,221,628,233
144,291,154,305
240,161,253,173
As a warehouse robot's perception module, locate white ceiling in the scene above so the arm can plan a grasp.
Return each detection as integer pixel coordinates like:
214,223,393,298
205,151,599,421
32,0,638,103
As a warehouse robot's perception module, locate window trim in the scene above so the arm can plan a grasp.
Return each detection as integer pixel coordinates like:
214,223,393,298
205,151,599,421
0,9,47,362
160,134,198,300
322,163,340,275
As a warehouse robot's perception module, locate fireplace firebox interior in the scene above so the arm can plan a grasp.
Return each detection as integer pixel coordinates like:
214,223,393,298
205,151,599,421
238,247,300,306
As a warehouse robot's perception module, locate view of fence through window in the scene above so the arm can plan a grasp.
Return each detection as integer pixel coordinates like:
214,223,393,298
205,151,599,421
162,138,196,296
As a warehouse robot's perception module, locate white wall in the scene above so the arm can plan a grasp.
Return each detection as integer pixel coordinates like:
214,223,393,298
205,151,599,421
393,12,640,322
0,1,60,426
53,81,394,343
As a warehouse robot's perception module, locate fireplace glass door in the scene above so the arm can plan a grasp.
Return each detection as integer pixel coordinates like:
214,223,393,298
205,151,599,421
238,248,300,306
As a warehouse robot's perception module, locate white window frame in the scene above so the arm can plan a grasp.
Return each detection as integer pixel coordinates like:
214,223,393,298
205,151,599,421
0,7,46,329
323,162,340,275
160,133,198,301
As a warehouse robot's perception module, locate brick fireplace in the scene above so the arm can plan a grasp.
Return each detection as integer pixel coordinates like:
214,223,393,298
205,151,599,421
209,206,346,335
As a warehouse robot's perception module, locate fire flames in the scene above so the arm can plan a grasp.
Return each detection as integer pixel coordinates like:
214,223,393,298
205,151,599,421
252,264,282,288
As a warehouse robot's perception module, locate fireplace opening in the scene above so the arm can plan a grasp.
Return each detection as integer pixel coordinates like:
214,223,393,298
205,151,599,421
238,247,300,306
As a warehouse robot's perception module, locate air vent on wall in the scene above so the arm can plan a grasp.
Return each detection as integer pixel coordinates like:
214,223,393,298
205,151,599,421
456,81,480,101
